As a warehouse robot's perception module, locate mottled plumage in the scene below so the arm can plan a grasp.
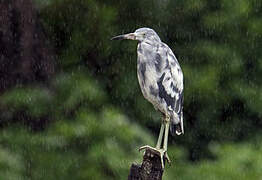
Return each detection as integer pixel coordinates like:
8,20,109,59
111,27,184,168
135,28,184,135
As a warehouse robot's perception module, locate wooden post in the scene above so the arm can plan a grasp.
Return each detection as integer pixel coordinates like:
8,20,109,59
128,149,165,180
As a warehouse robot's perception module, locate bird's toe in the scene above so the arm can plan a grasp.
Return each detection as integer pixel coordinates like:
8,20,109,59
139,145,171,169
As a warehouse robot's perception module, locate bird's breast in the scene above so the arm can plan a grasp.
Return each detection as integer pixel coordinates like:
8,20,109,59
137,60,161,103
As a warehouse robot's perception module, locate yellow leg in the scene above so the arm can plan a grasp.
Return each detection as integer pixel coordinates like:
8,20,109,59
163,119,170,151
156,123,164,149
139,116,171,169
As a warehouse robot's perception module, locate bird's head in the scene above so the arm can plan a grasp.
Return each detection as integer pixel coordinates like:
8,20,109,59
111,27,161,43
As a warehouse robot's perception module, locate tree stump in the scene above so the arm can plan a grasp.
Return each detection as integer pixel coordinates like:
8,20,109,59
128,149,166,180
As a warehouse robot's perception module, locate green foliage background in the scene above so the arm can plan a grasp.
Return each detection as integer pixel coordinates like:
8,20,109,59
1,0,262,179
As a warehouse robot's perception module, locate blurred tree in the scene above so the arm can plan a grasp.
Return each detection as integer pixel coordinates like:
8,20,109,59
0,0,54,93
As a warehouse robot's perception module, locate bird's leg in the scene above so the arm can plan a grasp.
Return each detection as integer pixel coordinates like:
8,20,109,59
163,116,170,162
156,120,165,149
139,116,170,169
140,116,165,151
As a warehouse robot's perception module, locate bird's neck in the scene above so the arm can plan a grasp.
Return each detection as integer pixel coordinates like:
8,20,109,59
141,38,160,45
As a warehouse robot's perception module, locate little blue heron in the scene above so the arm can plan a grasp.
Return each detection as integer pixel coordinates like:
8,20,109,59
111,27,184,168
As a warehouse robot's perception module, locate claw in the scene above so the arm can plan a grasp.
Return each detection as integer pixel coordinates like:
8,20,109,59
139,145,170,169
139,145,152,152
165,153,171,164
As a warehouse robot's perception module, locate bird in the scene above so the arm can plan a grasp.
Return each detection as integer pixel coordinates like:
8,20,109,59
111,27,184,169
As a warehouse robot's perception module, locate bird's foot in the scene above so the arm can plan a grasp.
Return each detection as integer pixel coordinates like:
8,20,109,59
139,145,170,169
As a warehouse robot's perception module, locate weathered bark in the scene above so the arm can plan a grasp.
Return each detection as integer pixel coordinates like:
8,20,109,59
128,149,165,180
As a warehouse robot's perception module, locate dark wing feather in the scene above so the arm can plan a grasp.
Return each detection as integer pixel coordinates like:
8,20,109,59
158,44,184,135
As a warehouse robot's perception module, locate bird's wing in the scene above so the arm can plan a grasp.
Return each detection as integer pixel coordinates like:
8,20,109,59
157,44,184,116
157,44,184,135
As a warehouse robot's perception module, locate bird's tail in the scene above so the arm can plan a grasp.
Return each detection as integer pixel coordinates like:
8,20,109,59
170,111,184,136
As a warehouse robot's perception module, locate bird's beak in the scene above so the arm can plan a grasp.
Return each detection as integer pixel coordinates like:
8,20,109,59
111,33,136,40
